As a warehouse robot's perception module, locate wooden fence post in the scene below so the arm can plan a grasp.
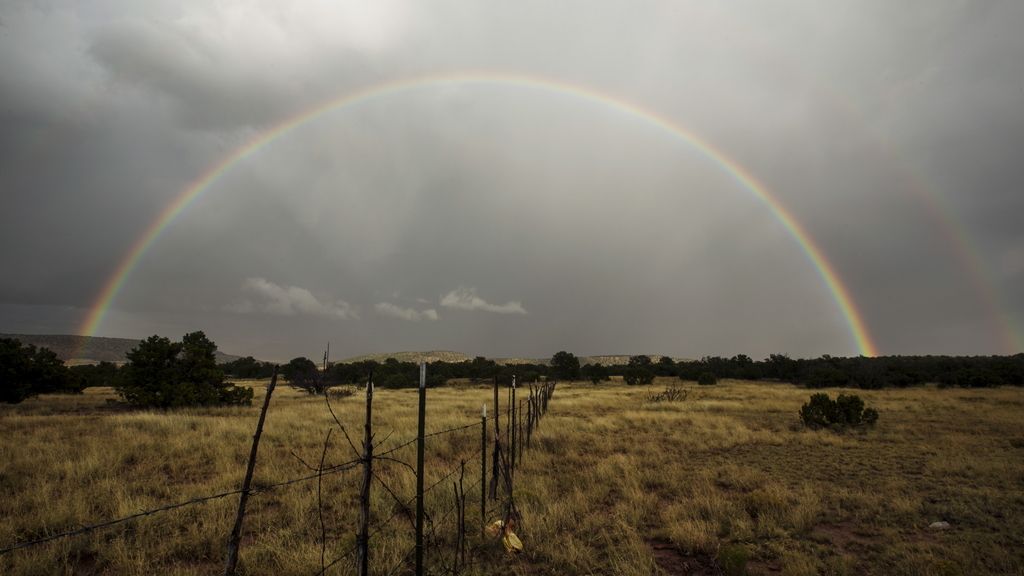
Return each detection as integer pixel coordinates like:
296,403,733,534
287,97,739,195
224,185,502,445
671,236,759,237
457,460,466,568
224,367,278,576
510,376,517,473
537,385,542,420
415,363,427,576
356,371,374,576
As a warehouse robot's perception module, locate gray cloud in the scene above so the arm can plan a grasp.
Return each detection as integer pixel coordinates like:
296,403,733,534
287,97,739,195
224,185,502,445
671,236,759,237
1,0,1023,359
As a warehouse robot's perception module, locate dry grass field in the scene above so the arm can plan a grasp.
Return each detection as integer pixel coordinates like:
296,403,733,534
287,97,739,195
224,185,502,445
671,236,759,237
2,379,1024,575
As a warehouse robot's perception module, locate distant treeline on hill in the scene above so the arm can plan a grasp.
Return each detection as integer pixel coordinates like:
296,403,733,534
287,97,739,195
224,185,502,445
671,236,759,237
5,332,1023,404
220,351,1024,389
670,353,1024,388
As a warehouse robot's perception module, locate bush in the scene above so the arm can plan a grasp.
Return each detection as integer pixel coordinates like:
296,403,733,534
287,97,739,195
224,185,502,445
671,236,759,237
624,356,655,385
698,372,718,386
862,407,879,425
717,543,750,576
581,363,610,384
647,384,688,403
799,393,833,428
799,392,878,429
283,357,325,394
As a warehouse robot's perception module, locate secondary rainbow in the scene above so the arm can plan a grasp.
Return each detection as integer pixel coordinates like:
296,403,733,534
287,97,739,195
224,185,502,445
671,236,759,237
78,72,879,356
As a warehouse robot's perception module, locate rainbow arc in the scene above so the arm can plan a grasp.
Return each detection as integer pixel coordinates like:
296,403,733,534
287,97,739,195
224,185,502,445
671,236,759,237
78,73,880,357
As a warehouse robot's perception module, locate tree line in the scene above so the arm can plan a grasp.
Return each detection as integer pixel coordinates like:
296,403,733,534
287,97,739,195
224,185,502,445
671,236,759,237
258,350,1024,391
4,334,1024,406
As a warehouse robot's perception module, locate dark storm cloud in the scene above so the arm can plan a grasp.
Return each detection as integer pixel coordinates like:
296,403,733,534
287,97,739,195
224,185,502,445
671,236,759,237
1,0,1022,360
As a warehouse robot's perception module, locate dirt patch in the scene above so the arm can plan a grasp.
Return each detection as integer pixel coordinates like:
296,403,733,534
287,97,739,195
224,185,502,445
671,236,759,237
648,539,722,576
745,557,783,575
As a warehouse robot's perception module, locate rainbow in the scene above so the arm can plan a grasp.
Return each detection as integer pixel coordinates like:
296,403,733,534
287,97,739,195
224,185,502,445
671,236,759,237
78,73,879,356
873,141,1023,353
666,1,1020,352
789,79,1023,353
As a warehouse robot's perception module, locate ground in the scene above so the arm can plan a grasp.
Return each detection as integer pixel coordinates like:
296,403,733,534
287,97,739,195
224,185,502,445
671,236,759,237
1,379,1023,575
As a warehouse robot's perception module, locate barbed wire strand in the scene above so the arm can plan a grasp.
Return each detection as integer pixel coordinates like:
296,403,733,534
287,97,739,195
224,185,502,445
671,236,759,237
383,543,419,576
0,458,362,556
2,389,544,564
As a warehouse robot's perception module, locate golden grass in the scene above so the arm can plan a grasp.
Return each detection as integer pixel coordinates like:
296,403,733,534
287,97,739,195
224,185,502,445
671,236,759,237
2,380,1024,575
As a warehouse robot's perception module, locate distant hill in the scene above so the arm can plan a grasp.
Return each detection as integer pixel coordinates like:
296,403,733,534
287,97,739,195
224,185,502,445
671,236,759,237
341,352,536,365
338,351,686,366
1,334,243,365
495,355,689,366
579,355,689,366
340,350,473,364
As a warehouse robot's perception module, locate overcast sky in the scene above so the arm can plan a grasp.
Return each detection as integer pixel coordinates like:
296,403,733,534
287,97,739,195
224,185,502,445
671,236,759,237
2,0,1023,361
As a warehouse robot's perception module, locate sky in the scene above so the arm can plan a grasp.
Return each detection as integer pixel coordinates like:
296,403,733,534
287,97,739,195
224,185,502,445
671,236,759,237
1,0,1023,362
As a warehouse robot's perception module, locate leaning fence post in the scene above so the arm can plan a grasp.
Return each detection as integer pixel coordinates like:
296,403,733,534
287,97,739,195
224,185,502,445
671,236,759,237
481,404,487,535
357,371,374,576
415,363,427,576
224,366,278,576
458,460,466,568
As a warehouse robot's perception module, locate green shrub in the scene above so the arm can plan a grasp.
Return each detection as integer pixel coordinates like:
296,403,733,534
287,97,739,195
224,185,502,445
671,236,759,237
799,392,878,429
863,407,879,425
717,543,749,576
799,392,833,428
698,372,718,386
835,393,866,424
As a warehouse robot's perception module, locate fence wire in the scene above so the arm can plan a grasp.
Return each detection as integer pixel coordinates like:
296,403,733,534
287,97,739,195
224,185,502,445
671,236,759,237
2,380,556,576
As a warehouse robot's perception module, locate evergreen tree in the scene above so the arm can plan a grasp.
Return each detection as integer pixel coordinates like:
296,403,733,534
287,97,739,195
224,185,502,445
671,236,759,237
117,332,252,408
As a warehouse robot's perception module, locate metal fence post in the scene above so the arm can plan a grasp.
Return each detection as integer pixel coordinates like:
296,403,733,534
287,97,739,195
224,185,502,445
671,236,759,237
415,363,426,576
480,404,487,536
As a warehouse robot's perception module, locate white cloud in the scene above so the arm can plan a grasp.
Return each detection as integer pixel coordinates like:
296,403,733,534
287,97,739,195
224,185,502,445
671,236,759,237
375,302,440,322
440,286,527,315
234,277,358,320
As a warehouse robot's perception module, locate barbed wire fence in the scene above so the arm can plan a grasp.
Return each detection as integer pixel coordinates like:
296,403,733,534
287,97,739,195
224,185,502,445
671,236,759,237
0,364,557,576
